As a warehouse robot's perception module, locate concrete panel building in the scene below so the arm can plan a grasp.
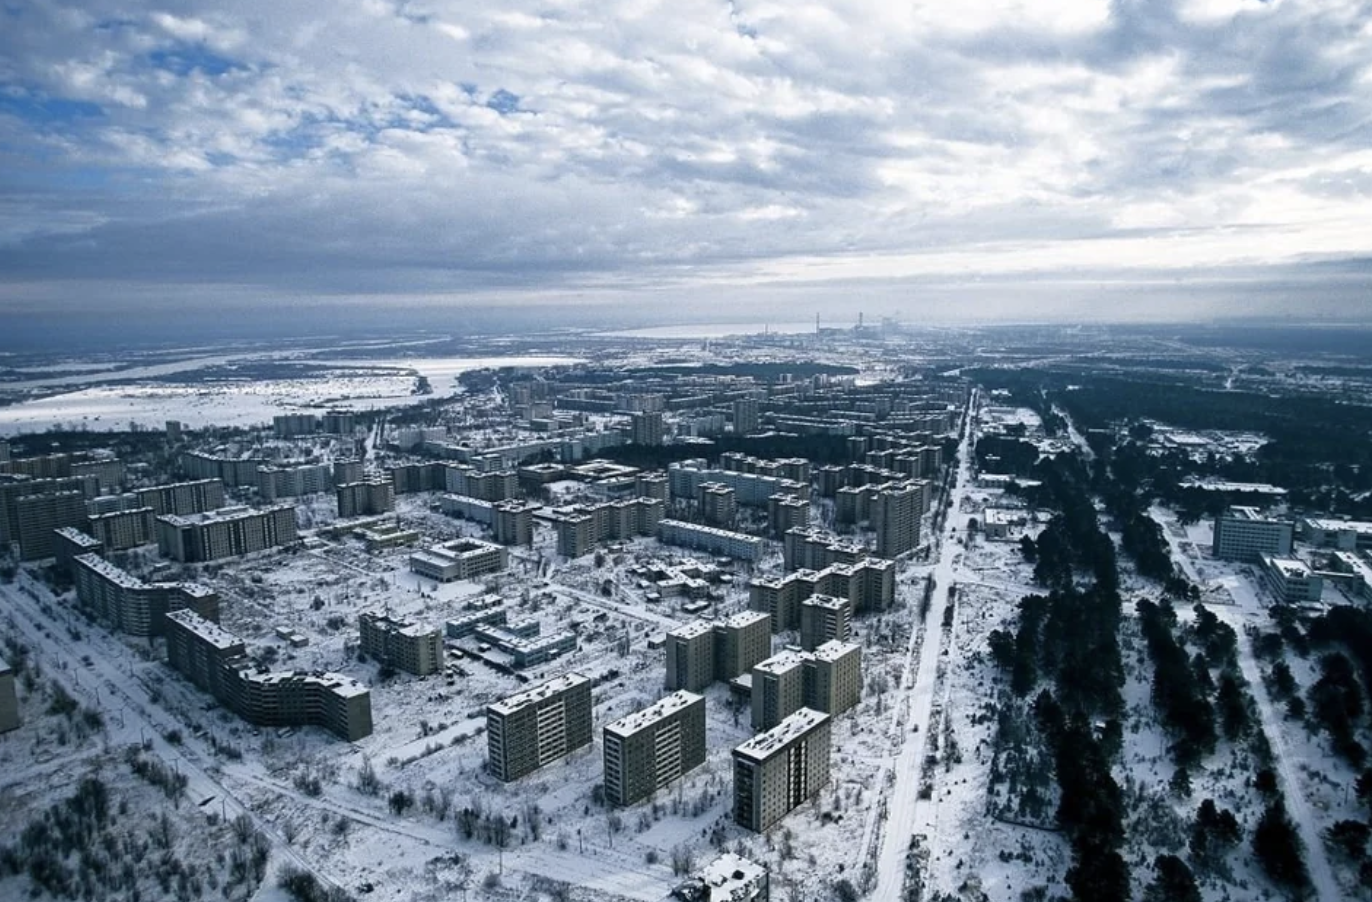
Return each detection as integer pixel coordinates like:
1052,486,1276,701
713,611,772,683
733,709,831,832
658,519,765,562
409,538,508,582
665,620,717,693
135,479,226,516
799,594,852,651
630,411,665,446
358,612,443,676
603,691,707,808
752,650,807,731
257,463,332,501
873,482,922,558
87,507,156,551
493,500,537,546
15,490,88,560
803,641,862,718
0,657,18,734
72,554,220,637
53,526,102,575
487,673,593,781
1213,507,1294,562
733,398,760,436
337,478,395,518
156,504,297,562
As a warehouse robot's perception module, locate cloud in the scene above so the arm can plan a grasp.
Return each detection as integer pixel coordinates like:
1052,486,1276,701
0,0,1371,326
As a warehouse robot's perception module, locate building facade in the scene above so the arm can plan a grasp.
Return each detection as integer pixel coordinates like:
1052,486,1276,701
733,709,831,832
358,612,443,676
156,505,298,562
486,673,593,781
72,554,220,637
603,691,706,807
1213,507,1294,562
409,538,508,581
799,594,853,651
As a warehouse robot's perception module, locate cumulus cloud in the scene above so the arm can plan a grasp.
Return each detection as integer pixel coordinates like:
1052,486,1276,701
0,0,1370,324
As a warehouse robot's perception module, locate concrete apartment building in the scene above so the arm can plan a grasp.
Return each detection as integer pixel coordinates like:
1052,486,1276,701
337,478,395,518
668,460,809,508
782,527,870,572
799,594,853,651
156,504,298,562
804,641,862,718
180,451,266,488
14,489,89,560
658,519,765,562
73,553,220,637
767,494,810,539
555,497,664,557
750,557,895,630
409,537,508,581
445,465,518,502
486,673,593,781
257,463,332,501
87,507,156,551
0,657,18,734
630,411,665,446
358,612,443,676
164,609,373,741
1213,507,1295,562
603,690,707,808
873,482,922,558
54,526,102,574
665,613,773,693
135,479,226,516
334,459,364,486
752,650,807,730
733,708,832,832
273,414,318,437
699,483,738,528
732,398,760,435
493,500,537,545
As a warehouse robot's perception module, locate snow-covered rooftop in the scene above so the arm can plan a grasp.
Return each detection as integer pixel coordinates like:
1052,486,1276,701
604,690,702,739
734,708,828,762
488,672,590,716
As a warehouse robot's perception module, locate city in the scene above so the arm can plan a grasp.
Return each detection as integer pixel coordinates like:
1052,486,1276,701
1,322,1371,902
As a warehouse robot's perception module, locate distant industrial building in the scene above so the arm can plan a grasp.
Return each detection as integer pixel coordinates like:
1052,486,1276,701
72,554,219,637
358,612,443,676
699,483,737,528
156,504,297,562
409,538,508,581
603,691,707,808
733,708,831,832
164,610,372,741
1213,507,1294,562
487,673,593,781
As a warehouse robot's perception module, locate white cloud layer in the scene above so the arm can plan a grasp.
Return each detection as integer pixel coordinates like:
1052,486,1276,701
1,0,1371,324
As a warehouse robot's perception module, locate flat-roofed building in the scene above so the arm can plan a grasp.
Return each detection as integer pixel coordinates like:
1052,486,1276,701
733,709,831,832
803,641,862,718
1213,507,1294,562
258,463,332,501
87,506,155,551
409,537,508,581
713,611,772,683
156,504,297,562
15,490,88,560
273,413,318,437
333,459,364,486
665,620,716,693
699,483,737,528
603,691,706,808
799,594,852,651
337,478,395,518
767,494,810,539
486,673,593,781
873,482,922,558
0,657,18,733
658,519,764,562
53,526,102,575
555,497,664,557
752,651,807,730
493,500,537,546
1259,555,1324,605
164,608,246,699
136,479,226,516
358,612,443,676
1301,518,1372,552
72,554,219,636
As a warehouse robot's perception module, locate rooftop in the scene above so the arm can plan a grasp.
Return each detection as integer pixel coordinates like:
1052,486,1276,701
801,594,849,612
165,609,243,651
754,650,807,675
604,690,703,738
733,708,829,762
1305,518,1372,535
488,672,590,717
74,553,146,590
811,640,861,663
668,620,715,640
159,504,293,527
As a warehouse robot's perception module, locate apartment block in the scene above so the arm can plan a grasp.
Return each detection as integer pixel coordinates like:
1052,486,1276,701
713,611,772,683
782,528,868,572
409,538,508,581
603,691,707,807
493,500,537,545
258,463,332,501
358,612,443,676
53,526,102,574
749,557,894,630
665,620,717,693
334,459,364,486
71,458,126,492
732,398,760,435
15,490,89,560
733,709,832,832
135,479,226,516
630,411,665,446
164,610,372,741
799,594,852,651
487,673,593,781
1213,507,1295,562
658,519,764,562
873,483,922,558
752,650,807,730
156,504,298,562
0,657,18,734
87,507,156,551
556,497,664,557
699,483,737,528
1,476,97,552
803,641,862,718
767,494,810,539
273,414,319,437
180,451,266,488
445,465,518,502
72,554,220,637
337,478,395,518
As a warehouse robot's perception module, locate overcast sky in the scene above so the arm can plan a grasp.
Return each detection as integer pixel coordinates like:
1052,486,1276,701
2,0,1371,330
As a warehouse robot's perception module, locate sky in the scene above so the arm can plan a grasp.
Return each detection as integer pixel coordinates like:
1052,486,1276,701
2,0,1372,334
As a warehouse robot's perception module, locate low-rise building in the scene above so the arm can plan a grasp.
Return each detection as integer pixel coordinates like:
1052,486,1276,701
603,691,707,807
409,538,508,581
733,708,831,832
1213,507,1294,562
487,673,593,781
1259,555,1324,605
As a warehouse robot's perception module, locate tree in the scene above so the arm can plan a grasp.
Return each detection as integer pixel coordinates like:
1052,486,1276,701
1252,800,1310,892
388,790,414,816
1144,855,1201,902
1019,534,1038,563
1328,820,1370,860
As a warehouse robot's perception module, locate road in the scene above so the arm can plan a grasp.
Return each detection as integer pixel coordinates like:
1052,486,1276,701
870,389,977,902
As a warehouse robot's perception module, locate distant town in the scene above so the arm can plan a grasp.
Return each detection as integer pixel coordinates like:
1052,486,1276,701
2,322,1371,902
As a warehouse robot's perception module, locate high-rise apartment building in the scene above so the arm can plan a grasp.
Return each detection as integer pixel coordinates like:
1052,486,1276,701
0,657,18,734
799,594,852,651
603,691,706,807
630,411,665,446
666,613,773,692
732,398,760,436
699,483,737,528
751,650,807,731
337,478,395,518
15,490,89,560
803,641,862,718
156,505,297,562
72,554,219,636
872,483,921,558
733,708,831,832
87,507,156,551
486,674,593,781
713,612,772,683
665,620,717,693
358,612,443,676
767,494,810,539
